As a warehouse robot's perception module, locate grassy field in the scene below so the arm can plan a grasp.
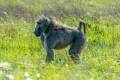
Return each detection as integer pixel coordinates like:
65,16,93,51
0,0,120,80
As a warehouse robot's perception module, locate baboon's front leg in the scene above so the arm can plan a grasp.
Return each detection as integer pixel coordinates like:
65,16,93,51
40,34,45,47
44,39,54,62
45,48,54,62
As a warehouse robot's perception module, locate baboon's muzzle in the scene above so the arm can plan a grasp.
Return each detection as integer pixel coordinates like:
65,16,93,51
34,27,42,37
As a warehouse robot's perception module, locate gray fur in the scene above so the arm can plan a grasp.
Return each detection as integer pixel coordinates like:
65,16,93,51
34,15,86,63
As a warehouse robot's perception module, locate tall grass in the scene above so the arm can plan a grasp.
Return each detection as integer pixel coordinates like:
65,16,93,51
0,0,120,80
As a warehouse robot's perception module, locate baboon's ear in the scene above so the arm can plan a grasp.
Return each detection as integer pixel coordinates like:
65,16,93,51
46,17,50,23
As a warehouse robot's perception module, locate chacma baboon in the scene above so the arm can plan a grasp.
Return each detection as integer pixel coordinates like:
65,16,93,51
34,15,86,63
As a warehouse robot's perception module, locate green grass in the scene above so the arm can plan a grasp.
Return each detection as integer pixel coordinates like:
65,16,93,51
0,0,120,80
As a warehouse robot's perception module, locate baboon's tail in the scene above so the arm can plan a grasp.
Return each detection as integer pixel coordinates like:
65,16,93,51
78,20,86,33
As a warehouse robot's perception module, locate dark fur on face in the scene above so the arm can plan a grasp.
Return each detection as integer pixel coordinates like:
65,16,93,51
34,15,50,36
34,15,87,63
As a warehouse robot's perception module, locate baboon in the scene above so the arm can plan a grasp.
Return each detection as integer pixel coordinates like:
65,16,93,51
34,15,86,63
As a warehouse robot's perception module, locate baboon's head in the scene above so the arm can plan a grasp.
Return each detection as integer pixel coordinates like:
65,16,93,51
34,15,50,37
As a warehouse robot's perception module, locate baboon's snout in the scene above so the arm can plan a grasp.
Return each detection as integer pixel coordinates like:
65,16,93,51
34,31,41,37
34,27,42,37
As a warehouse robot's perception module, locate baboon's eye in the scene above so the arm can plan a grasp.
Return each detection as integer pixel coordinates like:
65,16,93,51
37,22,41,24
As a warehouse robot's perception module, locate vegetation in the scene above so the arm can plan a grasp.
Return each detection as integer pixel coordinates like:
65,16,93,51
0,0,120,80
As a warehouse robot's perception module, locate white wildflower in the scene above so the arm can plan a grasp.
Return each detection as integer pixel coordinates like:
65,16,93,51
6,74,14,80
24,72,30,77
36,73,40,77
65,64,69,67
0,62,11,69
0,70,4,77
25,78,33,80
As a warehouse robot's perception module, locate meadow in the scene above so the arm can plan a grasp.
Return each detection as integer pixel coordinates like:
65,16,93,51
0,0,120,80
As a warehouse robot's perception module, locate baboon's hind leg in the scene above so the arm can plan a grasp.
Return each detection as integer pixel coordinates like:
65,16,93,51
69,38,85,63
69,44,80,63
